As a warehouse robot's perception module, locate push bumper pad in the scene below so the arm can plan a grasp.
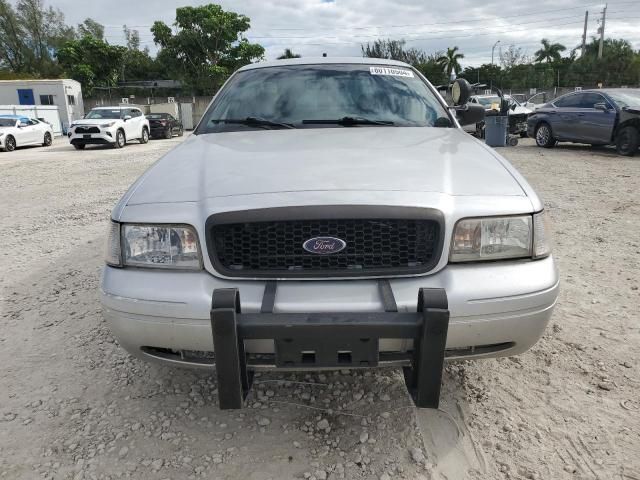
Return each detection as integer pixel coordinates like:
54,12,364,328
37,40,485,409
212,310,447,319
210,283,449,410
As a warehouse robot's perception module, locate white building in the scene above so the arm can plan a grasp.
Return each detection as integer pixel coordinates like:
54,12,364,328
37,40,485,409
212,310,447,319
0,79,83,132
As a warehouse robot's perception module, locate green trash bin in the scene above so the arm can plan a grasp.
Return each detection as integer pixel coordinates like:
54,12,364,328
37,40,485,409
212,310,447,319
485,115,508,147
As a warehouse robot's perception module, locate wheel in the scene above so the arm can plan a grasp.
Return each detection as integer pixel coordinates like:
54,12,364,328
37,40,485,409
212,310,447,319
177,126,184,137
615,126,639,156
164,127,172,139
535,122,555,148
140,128,149,144
43,132,52,147
520,132,528,138
4,135,16,152
73,144,86,150
114,129,126,148
508,136,519,147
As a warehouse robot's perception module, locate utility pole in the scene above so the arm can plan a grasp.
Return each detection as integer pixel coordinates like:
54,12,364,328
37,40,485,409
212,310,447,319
598,4,607,59
581,10,588,57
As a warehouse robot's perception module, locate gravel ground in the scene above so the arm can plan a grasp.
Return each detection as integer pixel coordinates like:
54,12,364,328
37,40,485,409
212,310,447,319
0,136,638,480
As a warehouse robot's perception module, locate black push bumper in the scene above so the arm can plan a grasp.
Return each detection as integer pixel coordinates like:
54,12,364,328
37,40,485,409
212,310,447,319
210,282,450,410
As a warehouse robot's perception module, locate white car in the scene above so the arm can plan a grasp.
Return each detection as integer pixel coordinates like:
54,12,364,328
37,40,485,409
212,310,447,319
69,106,150,150
0,115,54,152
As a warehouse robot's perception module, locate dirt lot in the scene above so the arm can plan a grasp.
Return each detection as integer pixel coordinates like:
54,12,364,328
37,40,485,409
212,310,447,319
0,135,638,480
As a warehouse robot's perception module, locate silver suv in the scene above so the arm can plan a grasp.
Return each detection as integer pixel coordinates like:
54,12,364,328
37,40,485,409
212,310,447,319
101,58,558,410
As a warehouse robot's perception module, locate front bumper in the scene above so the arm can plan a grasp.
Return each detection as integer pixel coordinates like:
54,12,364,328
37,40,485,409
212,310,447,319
69,131,115,145
101,255,559,366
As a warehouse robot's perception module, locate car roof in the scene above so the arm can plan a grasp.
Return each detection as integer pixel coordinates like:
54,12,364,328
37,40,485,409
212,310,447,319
238,57,413,72
0,114,22,119
91,106,138,110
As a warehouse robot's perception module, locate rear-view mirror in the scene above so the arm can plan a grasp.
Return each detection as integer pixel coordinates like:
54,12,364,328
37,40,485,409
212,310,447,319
594,103,609,111
124,115,132,121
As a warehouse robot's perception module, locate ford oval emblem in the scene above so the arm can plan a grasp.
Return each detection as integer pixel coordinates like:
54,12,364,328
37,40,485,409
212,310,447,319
303,237,347,255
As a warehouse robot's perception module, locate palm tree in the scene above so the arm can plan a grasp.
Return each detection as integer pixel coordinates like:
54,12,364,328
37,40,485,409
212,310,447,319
437,47,464,79
534,39,566,64
277,48,301,60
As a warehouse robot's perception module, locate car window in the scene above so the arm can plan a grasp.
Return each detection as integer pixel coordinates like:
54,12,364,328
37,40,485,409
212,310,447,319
607,90,640,108
28,119,39,125
554,93,583,108
131,109,142,118
19,117,29,125
0,118,15,127
86,109,122,119
198,64,452,133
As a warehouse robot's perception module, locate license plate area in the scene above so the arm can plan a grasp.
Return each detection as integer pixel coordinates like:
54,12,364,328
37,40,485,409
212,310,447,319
275,335,379,368
83,134,91,139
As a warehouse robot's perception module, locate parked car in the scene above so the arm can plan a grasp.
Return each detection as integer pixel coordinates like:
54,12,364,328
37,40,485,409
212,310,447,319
0,115,53,152
465,94,532,137
101,58,557,410
147,113,184,139
68,106,150,150
527,89,640,156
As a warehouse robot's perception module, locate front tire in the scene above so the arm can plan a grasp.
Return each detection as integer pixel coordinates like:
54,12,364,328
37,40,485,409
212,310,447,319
73,144,86,150
4,135,16,152
140,128,149,144
177,126,184,137
535,122,555,148
615,126,639,156
114,129,126,149
43,132,52,147
164,127,172,139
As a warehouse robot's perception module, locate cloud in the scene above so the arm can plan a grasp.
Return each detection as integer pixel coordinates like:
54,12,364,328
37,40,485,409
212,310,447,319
42,0,640,66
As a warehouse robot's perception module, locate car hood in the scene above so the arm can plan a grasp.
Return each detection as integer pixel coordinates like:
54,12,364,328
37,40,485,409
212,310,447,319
125,127,526,205
73,118,120,125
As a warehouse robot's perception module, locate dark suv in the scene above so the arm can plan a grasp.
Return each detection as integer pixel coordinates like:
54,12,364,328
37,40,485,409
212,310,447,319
527,89,640,156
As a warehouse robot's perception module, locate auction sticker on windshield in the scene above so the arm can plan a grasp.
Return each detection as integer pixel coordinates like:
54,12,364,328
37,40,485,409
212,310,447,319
369,66,414,78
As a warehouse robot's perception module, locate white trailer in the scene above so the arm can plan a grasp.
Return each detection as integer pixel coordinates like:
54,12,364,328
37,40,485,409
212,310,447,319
0,79,83,133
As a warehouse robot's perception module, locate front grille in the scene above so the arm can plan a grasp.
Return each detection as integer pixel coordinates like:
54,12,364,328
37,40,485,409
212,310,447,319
75,126,100,134
207,208,443,278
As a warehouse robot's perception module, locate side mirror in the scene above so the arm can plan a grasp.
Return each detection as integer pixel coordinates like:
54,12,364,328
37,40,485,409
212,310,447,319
451,78,472,106
123,115,132,121
456,104,485,126
18,123,28,128
594,103,609,111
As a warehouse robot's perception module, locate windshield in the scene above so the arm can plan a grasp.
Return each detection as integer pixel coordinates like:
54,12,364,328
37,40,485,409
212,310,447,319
476,96,518,107
86,109,122,120
0,118,15,127
197,64,451,133
606,90,640,108
147,114,167,119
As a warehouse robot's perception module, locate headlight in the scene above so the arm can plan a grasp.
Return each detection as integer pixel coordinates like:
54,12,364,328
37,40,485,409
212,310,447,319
450,215,532,262
105,221,122,266
105,222,201,269
532,211,552,259
103,122,116,128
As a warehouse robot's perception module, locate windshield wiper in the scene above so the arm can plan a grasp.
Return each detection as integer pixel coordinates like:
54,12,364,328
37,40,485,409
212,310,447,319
302,116,395,126
210,116,296,129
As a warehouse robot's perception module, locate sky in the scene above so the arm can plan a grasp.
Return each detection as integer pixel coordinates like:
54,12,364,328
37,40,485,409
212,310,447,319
40,0,640,67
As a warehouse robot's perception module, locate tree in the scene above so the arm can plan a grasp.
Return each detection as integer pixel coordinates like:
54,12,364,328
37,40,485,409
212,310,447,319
0,0,27,71
361,39,428,66
77,18,104,40
437,47,464,79
151,4,264,94
123,25,140,51
277,48,300,59
534,39,566,64
500,45,528,69
57,36,126,95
